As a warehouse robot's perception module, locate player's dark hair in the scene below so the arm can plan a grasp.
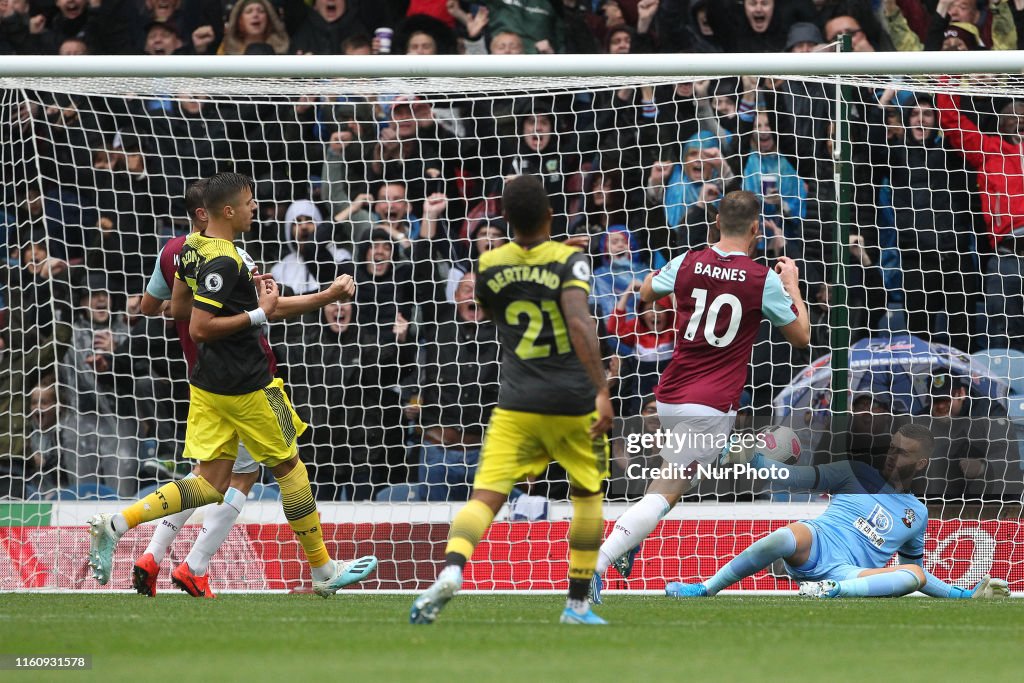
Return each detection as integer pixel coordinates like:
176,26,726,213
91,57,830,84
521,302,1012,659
717,190,760,236
897,422,935,453
184,178,210,223
204,172,252,211
502,175,550,236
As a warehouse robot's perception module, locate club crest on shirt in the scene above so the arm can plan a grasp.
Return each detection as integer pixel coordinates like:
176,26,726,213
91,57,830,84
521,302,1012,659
902,509,916,528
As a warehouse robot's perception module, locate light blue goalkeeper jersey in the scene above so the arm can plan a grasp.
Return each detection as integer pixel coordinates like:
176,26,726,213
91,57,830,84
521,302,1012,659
753,456,929,569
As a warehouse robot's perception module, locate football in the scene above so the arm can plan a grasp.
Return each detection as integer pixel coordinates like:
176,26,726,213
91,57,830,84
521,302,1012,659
757,425,802,465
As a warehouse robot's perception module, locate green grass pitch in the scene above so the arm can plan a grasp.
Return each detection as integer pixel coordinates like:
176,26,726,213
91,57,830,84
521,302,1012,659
1,594,1019,682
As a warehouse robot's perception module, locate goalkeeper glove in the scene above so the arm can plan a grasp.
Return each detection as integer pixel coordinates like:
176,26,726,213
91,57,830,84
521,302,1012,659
970,575,1010,599
949,575,1010,599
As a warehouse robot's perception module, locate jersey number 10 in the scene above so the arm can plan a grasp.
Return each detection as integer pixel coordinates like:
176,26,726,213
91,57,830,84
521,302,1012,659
506,300,571,360
682,288,743,348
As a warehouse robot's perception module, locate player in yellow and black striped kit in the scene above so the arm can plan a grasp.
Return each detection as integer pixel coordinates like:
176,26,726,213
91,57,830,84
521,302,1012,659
87,172,377,595
411,175,613,625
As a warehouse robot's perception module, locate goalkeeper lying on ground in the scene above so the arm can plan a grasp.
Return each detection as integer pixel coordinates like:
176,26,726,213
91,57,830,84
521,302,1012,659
664,422,1010,600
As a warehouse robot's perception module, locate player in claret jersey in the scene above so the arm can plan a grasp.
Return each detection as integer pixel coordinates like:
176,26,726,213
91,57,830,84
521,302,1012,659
591,190,811,602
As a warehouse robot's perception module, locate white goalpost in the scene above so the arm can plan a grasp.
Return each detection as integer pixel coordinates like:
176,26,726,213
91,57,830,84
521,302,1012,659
1,53,1022,594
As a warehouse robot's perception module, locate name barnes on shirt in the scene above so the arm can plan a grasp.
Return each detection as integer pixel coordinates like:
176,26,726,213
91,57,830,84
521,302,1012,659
692,261,748,282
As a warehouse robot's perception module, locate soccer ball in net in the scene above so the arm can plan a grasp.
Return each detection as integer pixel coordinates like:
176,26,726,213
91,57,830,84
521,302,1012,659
756,425,802,465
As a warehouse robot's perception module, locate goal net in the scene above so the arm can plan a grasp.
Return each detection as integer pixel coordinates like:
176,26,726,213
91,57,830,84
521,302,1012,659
1,56,1022,593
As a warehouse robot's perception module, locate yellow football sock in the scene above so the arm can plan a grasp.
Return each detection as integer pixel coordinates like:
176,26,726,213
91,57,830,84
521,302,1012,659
277,461,330,569
445,499,495,562
568,491,604,582
121,476,223,529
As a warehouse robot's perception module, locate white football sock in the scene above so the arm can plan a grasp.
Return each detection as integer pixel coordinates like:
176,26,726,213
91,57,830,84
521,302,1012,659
311,560,336,582
438,564,463,587
142,472,197,563
596,493,671,574
111,513,130,535
184,487,246,576
144,508,195,564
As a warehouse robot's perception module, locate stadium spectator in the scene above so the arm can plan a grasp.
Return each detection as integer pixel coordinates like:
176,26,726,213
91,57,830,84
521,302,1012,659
484,0,566,53
821,6,896,52
349,228,418,498
288,300,366,499
569,169,637,252
935,87,1024,351
741,111,807,258
559,0,602,53
885,96,979,353
672,0,721,53
42,0,140,55
592,225,650,320
784,21,823,52
418,272,500,501
86,135,169,237
83,211,156,295
0,0,48,54
219,0,288,55
651,131,734,231
142,20,183,55
58,36,89,54
395,14,457,55
445,217,508,303
705,0,812,53
341,32,372,55
383,97,472,204
25,377,134,496
487,29,524,54
499,109,579,235
916,371,1011,501
607,286,675,405
157,95,231,183
271,199,353,296
602,0,657,52
367,181,422,257
59,284,130,414
813,391,909,469
287,0,367,55
671,175,725,253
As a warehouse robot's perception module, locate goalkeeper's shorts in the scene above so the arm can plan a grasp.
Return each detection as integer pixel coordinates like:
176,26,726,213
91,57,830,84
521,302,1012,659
783,523,864,582
473,407,609,495
184,377,308,468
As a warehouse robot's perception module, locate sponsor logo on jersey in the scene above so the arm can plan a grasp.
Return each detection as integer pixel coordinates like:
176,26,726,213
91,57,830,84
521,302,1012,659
853,504,893,549
853,517,886,548
866,504,894,532
572,260,591,281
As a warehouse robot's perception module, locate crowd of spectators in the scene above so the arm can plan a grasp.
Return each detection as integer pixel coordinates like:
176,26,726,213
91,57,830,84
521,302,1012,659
3,0,1024,505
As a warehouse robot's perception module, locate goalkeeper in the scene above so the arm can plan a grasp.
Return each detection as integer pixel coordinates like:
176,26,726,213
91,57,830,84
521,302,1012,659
665,422,1010,600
